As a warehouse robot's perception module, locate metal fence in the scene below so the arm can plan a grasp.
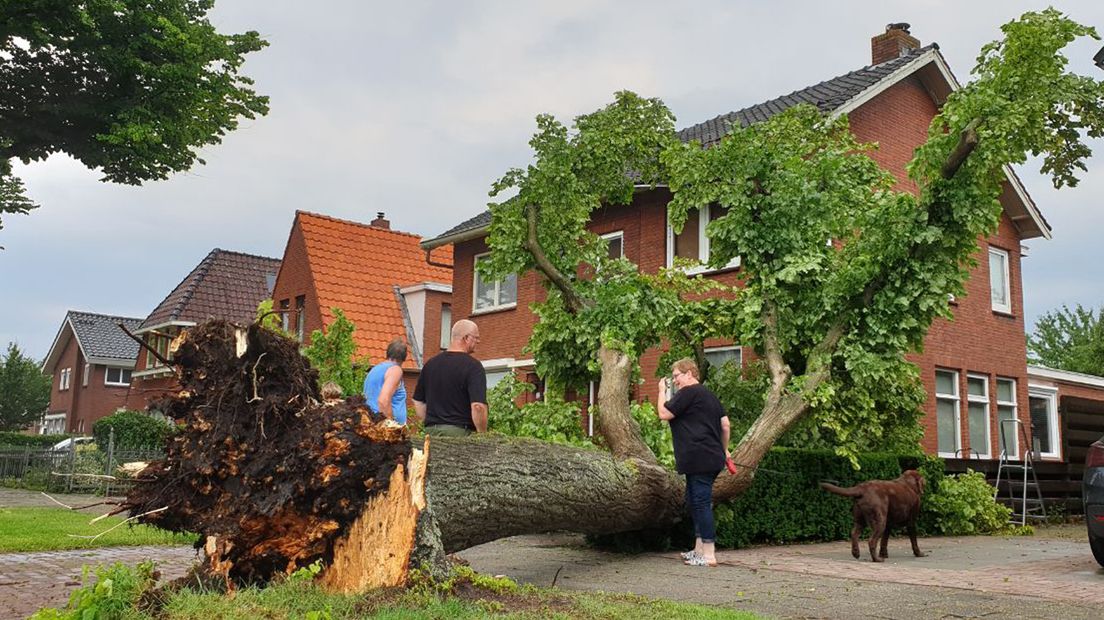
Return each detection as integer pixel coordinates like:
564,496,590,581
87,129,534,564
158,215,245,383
0,430,164,496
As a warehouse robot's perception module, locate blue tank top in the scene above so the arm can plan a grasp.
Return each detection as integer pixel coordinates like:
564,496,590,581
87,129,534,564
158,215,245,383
363,361,407,424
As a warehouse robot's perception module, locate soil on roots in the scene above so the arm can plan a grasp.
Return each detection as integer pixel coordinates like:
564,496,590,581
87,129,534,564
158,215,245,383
123,320,412,583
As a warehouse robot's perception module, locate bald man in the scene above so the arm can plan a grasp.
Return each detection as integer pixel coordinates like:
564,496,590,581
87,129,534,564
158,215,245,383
412,319,488,436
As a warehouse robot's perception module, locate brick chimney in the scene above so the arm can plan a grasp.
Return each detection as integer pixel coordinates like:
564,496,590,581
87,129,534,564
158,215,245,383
871,23,920,65
370,211,390,230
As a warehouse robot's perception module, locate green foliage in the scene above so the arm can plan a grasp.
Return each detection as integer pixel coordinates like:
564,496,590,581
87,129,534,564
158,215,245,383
0,342,51,431
658,10,1104,462
302,308,370,397
0,431,72,448
1028,304,1104,376
630,401,675,469
488,373,592,448
484,91,686,390
92,410,173,448
30,561,157,619
923,470,1014,536
0,0,269,226
255,299,289,335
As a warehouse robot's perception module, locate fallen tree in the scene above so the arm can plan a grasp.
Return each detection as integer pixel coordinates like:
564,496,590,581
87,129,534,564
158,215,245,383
124,10,1104,591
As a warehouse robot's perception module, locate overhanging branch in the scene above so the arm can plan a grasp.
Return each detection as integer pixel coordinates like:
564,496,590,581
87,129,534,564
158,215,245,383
525,204,587,313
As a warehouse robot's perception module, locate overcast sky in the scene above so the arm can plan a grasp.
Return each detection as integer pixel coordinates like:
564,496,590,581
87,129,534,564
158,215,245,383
3,1,1104,361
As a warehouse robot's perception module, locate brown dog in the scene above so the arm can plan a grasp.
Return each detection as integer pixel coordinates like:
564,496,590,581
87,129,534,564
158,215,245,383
820,470,926,562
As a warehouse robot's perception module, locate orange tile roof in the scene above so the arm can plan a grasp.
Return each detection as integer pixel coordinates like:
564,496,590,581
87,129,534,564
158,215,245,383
296,211,452,369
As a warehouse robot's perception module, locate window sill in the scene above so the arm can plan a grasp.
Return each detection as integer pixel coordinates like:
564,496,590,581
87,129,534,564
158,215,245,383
104,382,131,388
991,309,1016,319
471,303,517,316
670,263,742,277
133,367,174,379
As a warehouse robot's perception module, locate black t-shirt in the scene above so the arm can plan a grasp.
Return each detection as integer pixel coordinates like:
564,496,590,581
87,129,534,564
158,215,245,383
664,383,726,474
413,352,487,430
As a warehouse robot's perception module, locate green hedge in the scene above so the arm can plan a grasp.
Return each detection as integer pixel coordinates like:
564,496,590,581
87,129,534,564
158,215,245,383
591,448,945,551
0,432,73,448
716,449,914,547
92,411,173,448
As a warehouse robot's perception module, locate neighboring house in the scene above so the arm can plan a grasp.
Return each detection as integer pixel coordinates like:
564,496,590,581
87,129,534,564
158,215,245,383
271,211,453,396
39,310,144,434
423,24,1104,472
127,248,282,410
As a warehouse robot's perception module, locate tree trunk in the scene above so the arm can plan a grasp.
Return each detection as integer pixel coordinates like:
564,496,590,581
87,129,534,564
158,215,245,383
594,344,657,464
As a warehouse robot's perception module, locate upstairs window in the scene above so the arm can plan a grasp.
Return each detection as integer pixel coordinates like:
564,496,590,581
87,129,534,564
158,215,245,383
473,253,517,313
59,368,71,391
146,333,171,369
666,205,741,274
989,247,1011,314
104,367,132,386
82,363,90,387
601,231,624,260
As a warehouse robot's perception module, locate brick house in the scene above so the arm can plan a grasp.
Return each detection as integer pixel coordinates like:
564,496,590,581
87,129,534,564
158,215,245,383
270,211,453,396
39,310,144,434
126,249,282,410
422,24,1104,472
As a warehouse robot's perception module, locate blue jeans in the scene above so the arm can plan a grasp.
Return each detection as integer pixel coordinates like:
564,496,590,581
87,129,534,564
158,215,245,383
685,471,720,543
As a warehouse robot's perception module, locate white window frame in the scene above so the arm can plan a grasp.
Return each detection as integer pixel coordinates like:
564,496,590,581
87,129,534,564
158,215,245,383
42,413,66,435
82,363,90,387
295,295,306,342
988,246,1011,314
104,367,132,387
995,377,1019,459
665,205,741,274
472,253,518,314
935,369,961,458
704,345,742,371
600,230,624,260
965,373,991,459
59,368,71,391
1028,385,1060,459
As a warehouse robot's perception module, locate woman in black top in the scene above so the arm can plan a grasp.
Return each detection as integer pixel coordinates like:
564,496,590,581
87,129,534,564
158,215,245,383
657,358,731,567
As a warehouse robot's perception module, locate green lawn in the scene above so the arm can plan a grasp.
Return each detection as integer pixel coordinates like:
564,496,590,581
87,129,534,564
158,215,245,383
0,507,196,552
29,562,766,620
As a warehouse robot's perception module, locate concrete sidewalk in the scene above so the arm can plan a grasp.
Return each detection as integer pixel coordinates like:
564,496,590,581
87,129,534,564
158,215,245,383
460,532,1104,619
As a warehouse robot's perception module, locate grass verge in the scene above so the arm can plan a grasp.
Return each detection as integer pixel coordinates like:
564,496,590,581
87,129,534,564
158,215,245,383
29,562,766,620
0,508,197,552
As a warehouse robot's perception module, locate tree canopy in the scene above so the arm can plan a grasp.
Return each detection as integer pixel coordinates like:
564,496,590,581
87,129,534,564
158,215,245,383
0,0,269,232
485,9,1104,471
0,342,50,431
1028,304,1104,376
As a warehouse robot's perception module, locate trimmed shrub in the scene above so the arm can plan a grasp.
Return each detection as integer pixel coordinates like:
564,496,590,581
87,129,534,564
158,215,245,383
92,411,173,448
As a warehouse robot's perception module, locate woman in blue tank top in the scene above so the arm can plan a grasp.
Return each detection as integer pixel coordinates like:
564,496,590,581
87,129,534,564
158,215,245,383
363,340,409,424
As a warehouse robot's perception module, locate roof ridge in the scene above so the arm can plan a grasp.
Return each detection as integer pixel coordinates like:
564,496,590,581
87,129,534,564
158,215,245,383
677,44,939,138
208,248,282,264
67,309,144,322
296,210,426,241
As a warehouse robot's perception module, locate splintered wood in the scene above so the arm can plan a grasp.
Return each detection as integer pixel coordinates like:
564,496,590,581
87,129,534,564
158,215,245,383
322,436,431,593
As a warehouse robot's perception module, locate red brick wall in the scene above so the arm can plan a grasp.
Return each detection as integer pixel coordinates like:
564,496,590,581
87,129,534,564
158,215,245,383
46,335,80,426
271,220,325,346
422,289,452,363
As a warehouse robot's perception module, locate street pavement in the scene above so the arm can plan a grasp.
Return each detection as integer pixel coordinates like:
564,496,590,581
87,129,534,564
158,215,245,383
2,487,1101,619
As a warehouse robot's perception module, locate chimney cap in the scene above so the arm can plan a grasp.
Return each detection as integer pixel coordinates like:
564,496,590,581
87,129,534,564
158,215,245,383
886,22,911,34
